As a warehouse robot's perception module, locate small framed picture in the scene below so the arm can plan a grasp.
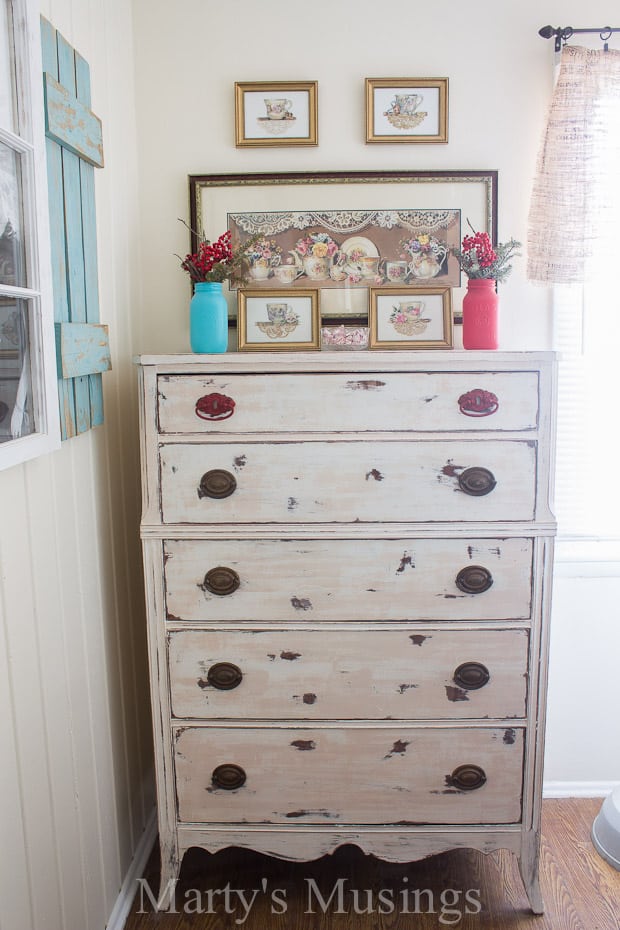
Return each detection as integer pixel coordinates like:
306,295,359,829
237,289,320,351
369,287,453,349
365,78,448,143
235,81,318,147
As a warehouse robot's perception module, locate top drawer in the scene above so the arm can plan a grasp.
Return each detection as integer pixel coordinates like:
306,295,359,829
157,371,539,434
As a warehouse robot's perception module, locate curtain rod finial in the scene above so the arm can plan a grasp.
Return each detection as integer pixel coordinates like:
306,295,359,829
539,25,555,38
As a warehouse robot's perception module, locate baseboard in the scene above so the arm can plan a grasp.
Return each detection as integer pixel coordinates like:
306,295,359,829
543,780,620,798
106,807,157,930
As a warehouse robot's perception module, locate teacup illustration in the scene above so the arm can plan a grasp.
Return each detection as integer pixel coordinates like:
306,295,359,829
273,264,298,284
264,98,293,120
392,93,422,116
359,256,380,278
256,303,300,338
266,303,290,323
390,300,430,336
385,260,409,282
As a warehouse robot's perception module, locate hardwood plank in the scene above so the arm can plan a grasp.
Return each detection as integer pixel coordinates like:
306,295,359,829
40,17,76,439
42,72,104,166
57,31,91,435
123,799,620,929
55,321,111,378
75,50,105,427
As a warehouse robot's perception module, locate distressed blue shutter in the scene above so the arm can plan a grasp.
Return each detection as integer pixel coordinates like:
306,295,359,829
40,17,110,439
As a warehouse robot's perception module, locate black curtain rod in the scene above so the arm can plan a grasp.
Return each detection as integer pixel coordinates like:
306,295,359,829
539,25,620,52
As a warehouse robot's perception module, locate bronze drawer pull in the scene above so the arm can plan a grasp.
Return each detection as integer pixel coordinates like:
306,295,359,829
195,392,236,421
458,466,497,497
453,662,490,690
203,566,240,596
198,469,237,500
457,389,499,417
455,565,493,595
207,662,243,690
449,764,487,791
212,763,246,790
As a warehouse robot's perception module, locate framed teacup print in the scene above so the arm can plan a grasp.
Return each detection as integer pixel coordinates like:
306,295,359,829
369,286,453,349
365,78,448,143
235,81,318,147
237,288,320,351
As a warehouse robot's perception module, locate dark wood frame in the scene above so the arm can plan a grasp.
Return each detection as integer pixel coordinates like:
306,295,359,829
189,171,498,325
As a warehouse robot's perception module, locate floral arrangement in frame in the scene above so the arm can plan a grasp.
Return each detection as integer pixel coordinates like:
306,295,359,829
369,286,453,349
365,78,448,144
189,171,497,323
234,81,318,147
237,288,320,351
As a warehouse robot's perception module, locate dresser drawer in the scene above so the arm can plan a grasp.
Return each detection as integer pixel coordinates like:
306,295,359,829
174,725,524,824
159,439,536,524
157,371,539,434
163,537,533,623
168,628,529,720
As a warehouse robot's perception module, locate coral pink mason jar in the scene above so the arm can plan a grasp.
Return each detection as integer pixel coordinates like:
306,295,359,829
462,278,498,350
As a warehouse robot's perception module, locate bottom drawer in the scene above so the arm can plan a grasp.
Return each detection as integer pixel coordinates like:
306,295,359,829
174,725,524,825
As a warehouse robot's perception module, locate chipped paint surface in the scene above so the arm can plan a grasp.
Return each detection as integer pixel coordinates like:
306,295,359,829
365,468,384,481
290,739,316,751
445,685,469,702
384,739,411,758
396,552,415,573
168,628,528,720
290,597,313,611
345,380,386,391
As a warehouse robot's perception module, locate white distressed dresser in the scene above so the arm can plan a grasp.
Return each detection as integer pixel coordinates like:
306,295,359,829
138,350,557,912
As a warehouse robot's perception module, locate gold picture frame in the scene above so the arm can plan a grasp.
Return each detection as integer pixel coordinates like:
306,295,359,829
369,286,453,349
365,78,448,144
237,288,320,351
234,81,318,147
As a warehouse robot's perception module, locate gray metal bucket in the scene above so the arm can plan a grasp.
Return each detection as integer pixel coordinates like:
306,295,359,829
592,785,620,870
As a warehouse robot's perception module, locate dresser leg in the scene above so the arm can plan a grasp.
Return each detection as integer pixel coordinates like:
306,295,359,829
518,831,544,914
156,843,181,912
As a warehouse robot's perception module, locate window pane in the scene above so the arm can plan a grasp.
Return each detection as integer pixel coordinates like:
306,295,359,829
0,138,25,286
0,0,18,131
0,295,34,441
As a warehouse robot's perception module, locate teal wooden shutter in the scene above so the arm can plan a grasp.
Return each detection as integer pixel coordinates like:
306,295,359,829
40,17,110,439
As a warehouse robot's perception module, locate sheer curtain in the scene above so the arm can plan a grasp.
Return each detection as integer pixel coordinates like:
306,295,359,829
528,45,620,543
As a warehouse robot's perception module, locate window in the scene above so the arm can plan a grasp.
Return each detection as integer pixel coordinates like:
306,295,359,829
0,0,59,468
528,44,620,552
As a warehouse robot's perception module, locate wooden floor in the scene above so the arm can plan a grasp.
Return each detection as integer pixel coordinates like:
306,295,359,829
124,799,620,929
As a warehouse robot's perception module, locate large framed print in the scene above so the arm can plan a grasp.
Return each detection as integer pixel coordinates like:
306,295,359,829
189,171,498,323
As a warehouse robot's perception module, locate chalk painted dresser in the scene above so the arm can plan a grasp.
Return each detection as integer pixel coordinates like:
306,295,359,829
138,351,557,911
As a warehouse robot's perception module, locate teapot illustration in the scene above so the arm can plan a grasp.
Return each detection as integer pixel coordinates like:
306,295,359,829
408,242,448,279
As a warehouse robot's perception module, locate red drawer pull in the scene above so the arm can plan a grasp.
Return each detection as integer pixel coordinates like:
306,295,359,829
458,389,499,417
195,392,236,421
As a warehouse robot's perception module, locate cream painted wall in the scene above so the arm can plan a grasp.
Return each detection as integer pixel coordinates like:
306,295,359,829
0,2,152,930
131,0,564,354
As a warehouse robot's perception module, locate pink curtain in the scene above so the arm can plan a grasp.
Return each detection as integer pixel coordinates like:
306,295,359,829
527,45,620,284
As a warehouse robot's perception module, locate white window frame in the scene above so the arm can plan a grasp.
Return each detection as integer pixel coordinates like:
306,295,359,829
0,0,59,470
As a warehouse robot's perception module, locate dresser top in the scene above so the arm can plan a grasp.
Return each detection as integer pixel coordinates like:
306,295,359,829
137,350,556,374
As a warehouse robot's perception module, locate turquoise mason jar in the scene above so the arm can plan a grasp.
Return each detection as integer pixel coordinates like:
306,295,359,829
190,281,228,353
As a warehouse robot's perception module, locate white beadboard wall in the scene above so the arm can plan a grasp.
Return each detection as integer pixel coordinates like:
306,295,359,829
0,2,152,930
